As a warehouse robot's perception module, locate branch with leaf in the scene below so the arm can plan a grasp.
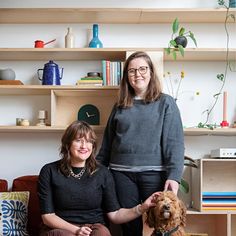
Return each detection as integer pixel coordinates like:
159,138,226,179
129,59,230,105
198,0,235,128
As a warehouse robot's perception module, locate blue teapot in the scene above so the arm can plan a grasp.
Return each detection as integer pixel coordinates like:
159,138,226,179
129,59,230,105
37,60,63,85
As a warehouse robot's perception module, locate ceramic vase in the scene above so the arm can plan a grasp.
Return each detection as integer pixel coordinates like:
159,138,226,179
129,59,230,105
89,24,103,48
0,68,16,80
65,27,75,48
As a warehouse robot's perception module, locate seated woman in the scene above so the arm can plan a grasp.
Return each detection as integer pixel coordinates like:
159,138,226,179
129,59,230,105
38,120,159,236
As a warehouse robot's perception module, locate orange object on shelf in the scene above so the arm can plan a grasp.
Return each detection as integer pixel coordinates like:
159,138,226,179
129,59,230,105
0,80,23,85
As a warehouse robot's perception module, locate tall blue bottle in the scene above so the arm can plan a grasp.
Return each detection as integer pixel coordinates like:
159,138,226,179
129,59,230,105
89,24,103,48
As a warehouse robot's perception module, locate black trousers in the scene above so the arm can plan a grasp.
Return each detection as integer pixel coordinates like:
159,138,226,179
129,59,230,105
111,170,166,236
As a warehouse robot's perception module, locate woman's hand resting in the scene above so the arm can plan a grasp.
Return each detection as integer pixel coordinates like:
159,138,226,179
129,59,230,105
76,226,92,236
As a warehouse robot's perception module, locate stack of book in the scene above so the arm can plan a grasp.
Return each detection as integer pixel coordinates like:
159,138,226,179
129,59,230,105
202,191,236,210
102,60,123,86
77,76,103,86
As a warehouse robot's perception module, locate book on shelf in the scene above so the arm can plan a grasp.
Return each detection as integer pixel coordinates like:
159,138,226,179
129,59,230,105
102,60,123,86
76,80,103,86
80,77,102,81
202,207,236,210
77,80,103,84
202,198,236,204
203,201,236,207
202,192,236,197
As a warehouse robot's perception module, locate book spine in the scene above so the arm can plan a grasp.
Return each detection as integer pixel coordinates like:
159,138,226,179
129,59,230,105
106,61,110,86
102,60,106,86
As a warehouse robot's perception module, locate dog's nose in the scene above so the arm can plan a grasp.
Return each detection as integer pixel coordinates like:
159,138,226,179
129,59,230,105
163,204,170,210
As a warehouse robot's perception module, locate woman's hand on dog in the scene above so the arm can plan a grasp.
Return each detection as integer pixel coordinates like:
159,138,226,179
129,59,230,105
140,192,161,213
164,179,179,195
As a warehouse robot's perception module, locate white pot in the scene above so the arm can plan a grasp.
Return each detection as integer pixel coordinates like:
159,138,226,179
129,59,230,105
0,68,16,80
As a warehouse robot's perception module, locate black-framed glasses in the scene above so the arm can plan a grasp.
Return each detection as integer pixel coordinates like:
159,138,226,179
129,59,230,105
128,66,149,77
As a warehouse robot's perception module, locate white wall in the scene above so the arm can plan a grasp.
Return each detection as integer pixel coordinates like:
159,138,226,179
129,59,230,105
0,1,236,205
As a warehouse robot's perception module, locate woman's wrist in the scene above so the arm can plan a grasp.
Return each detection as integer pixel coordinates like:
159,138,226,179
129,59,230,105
75,226,81,235
135,204,147,215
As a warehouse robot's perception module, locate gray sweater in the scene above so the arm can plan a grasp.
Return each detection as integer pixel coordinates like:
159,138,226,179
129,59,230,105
97,93,184,182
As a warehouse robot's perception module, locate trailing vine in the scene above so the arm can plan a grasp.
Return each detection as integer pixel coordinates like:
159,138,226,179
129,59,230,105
198,0,235,129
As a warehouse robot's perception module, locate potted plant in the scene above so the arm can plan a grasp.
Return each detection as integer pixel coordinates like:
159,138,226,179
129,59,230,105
165,18,197,60
180,156,198,194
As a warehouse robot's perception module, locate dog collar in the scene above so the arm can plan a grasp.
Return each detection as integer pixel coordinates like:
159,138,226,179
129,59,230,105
153,225,179,236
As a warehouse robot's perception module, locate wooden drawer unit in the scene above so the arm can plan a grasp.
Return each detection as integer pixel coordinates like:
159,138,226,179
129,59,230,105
192,159,236,212
186,213,228,236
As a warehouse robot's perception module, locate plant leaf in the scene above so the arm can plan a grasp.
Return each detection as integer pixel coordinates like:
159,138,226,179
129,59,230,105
178,45,185,57
218,0,225,6
216,73,224,81
184,155,198,168
170,39,177,47
189,32,198,47
172,18,179,34
172,50,177,60
165,48,171,55
179,27,185,36
197,122,204,128
180,178,189,194
230,14,235,21
213,92,221,97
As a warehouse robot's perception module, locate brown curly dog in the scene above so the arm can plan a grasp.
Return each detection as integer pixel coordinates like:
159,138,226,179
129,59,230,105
145,191,186,236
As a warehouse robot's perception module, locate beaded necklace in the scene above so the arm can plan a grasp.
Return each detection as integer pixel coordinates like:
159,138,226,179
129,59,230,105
69,167,86,179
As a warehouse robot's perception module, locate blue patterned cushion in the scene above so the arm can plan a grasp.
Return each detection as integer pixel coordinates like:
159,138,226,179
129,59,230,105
0,191,29,236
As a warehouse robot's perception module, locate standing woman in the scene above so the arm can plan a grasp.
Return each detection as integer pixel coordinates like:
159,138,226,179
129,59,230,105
38,120,158,236
97,51,185,236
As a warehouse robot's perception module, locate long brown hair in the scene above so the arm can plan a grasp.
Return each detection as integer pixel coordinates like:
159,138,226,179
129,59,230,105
59,120,98,177
117,51,162,108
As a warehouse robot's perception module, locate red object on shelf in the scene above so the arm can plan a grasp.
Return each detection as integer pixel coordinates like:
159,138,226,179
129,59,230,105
220,120,229,127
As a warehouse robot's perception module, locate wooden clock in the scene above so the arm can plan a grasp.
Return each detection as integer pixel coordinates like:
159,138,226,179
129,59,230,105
78,104,100,125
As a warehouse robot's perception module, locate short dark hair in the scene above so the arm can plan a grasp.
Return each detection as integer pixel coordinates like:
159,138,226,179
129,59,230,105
59,120,98,176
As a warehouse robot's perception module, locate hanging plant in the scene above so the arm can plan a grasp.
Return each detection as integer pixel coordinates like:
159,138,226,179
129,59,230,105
165,18,197,60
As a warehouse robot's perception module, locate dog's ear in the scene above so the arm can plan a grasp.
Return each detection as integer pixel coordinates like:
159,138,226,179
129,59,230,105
145,208,156,228
179,200,187,227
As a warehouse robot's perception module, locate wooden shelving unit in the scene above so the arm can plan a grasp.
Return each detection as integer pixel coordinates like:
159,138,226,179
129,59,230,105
192,159,236,212
0,8,235,24
0,125,106,133
1,7,236,235
0,85,118,133
0,85,119,95
0,48,128,61
184,127,236,136
0,48,235,61
0,85,236,135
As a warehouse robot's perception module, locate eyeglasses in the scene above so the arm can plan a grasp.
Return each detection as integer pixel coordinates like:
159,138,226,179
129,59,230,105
74,138,93,146
128,66,149,77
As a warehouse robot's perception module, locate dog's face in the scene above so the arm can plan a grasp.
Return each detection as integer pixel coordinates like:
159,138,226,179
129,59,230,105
146,191,186,232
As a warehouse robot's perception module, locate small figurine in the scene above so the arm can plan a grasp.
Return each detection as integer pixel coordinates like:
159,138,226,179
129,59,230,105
21,119,30,126
36,110,47,126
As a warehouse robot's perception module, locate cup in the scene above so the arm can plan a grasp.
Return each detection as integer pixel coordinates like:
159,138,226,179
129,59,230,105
16,118,23,126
